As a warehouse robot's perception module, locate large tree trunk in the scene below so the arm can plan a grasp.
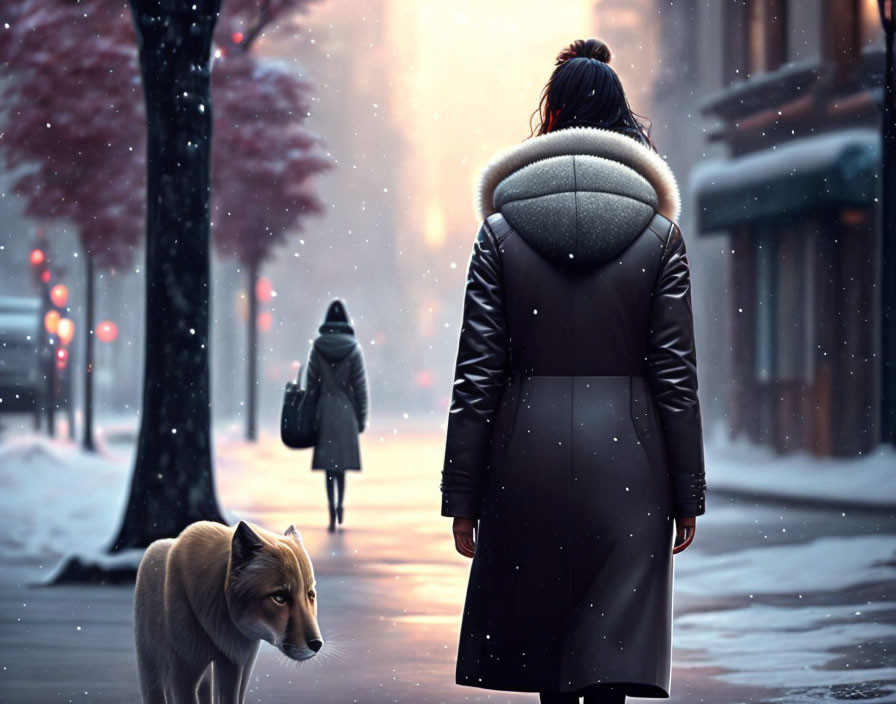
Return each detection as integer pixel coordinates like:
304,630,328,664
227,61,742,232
111,0,226,552
82,251,96,452
881,18,896,444
246,259,258,441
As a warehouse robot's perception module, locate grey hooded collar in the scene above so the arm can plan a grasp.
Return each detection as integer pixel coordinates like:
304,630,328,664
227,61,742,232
477,127,680,221
314,332,357,361
476,128,680,268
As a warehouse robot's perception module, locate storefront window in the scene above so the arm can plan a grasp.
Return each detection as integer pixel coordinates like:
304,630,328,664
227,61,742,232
755,230,776,382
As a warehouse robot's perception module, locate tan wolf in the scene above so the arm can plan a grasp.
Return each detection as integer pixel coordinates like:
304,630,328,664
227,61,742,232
134,520,322,703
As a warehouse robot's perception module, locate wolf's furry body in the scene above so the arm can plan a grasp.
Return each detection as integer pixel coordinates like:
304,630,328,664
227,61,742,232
134,521,321,704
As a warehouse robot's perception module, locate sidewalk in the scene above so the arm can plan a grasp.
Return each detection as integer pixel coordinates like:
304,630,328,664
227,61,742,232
1,426,895,703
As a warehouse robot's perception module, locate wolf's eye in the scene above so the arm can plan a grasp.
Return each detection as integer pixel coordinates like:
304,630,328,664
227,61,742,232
271,592,288,605
307,589,316,601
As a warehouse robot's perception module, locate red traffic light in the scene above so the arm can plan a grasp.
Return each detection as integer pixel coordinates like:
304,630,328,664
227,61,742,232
56,348,68,369
30,249,45,267
40,270,51,284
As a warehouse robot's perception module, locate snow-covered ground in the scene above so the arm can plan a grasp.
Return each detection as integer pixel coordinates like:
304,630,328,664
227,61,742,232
0,436,132,568
705,430,896,508
0,424,894,703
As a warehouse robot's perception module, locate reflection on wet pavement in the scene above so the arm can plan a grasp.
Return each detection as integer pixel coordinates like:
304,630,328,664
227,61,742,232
0,428,893,702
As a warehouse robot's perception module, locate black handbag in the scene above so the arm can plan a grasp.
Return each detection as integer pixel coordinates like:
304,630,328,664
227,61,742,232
280,364,319,449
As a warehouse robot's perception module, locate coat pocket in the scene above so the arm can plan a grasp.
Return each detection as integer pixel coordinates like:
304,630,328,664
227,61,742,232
629,376,669,480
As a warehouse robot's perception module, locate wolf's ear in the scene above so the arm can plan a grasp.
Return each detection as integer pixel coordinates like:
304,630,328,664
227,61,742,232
232,521,264,567
285,524,303,543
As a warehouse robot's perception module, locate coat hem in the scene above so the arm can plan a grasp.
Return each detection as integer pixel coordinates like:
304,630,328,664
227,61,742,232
454,677,669,698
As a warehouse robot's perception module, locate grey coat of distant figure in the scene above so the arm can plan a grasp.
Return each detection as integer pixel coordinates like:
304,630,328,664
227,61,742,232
441,126,706,697
307,300,369,472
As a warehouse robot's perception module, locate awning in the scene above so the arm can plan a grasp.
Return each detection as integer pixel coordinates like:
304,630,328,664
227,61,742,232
690,129,880,233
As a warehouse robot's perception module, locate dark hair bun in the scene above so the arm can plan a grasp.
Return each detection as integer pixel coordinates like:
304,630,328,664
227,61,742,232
556,38,611,66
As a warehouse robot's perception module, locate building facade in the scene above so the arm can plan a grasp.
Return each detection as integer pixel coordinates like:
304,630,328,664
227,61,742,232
654,0,886,456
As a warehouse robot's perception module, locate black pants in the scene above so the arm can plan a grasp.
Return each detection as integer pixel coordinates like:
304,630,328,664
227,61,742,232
539,684,625,704
325,470,345,510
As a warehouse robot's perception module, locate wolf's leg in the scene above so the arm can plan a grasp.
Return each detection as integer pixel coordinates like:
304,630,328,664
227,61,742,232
237,642,260,704
135,640,166,704
196,663,213,704
167,655,207,704
212,656,243,704
137,676,166,704
135,540,174,704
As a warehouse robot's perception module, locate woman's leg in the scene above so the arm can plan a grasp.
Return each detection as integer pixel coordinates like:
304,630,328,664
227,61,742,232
334,471,346,525
325,471,337,508
335,471,346,507
539,692,579,704
581,684,625,704
325,471,337,531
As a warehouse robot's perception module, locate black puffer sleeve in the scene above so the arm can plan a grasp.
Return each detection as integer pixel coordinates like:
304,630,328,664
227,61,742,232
350,344,369,432
647,223,706,517
305,345,321,392
441,223,508,519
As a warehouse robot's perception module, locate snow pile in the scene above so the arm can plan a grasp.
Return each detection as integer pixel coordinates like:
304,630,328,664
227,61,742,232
674,601,896,691
0,435,130,569
706,434,896,508
674,532,896,694
676,534,896,597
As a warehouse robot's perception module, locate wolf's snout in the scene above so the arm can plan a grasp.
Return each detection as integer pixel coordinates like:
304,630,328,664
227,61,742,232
308,638,324,652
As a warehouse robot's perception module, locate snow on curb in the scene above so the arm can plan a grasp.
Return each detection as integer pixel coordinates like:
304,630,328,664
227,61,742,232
674,600,896,690
676,534,896,597
0,435,129,567
706,435,896,509
47,548,144,585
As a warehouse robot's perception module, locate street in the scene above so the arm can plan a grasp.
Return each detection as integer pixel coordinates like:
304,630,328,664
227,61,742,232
0,424,894,703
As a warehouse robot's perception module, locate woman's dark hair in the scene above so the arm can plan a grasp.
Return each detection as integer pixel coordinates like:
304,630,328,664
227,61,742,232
324,299,349,324
530,38,654,149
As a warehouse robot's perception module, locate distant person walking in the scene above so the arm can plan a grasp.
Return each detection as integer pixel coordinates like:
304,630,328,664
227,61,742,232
307,299,369,532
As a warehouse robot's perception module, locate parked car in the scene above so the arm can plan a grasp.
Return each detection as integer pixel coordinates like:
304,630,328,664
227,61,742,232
0,296,41,413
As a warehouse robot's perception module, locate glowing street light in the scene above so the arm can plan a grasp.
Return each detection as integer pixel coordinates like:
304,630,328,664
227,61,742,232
96,320,119,343
30,249,45,267
50,284,69,308
44,310,61,335
255,276,273,302
56,318,75,346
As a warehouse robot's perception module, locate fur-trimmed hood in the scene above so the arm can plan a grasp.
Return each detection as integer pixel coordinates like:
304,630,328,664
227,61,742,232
477,127,680,267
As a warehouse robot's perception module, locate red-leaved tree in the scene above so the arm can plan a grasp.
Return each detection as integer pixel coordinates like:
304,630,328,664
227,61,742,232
0,0,145,452
1,0,329,564
212,46,331,440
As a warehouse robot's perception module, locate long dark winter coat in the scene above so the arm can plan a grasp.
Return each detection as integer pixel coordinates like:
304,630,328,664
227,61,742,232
441,127,706,697
307,316,369,472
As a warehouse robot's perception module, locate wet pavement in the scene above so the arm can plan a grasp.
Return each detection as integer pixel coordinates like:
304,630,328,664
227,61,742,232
0,426,894,703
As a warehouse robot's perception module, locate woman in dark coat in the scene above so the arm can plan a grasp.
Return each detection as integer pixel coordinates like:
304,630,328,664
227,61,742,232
440,39,706,703
307,299,369,532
